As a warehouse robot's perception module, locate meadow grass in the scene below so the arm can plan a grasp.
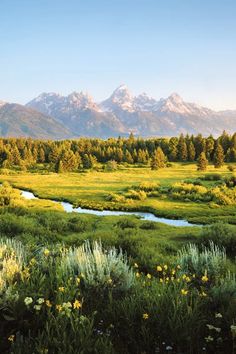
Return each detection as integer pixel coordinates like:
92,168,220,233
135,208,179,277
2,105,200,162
0,163,235,224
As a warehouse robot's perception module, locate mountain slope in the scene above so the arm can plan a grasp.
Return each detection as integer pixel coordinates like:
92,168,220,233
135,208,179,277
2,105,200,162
27,86,236,137
0,103,72,139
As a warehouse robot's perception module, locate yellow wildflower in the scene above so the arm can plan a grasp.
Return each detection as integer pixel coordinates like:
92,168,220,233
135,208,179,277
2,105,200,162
182,274,186,280
136,272,140,278
157,265,162,272
56,304,62,312
73,299,82,309
43,249,50,257
163,265,168,270
201,275,208,283
185,276,191,283
58,286,65,292
29,258,37,266
76,277,81,285
134,263,138,268
143,313,149,320
177,265,181,269
107,278,113,284
159,278,163,283
45,300,52,307
171,269,176,275
8,334,15,342
201,291,207,297
181,289,188,296
146,273,151,279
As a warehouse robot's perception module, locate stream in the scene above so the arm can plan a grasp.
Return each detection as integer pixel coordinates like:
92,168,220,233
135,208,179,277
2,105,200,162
21,190,198,227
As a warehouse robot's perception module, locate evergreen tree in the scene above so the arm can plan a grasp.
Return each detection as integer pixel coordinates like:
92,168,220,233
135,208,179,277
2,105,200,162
188,141,196,161
197,152,208,171
177,135,188,161
150,147,166,170
214,143,225,168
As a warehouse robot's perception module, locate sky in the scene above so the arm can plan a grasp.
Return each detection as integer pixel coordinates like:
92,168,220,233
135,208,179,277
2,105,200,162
0,0,236,110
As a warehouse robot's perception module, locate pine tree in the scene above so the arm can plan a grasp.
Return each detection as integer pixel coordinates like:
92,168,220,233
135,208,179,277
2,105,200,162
197,152,208,171
150,147,166,170
188,142,196,161
214,143,225,168
177,135,188,161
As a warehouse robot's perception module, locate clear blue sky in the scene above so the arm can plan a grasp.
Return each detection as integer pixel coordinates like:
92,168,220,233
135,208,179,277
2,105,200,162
0,0,236,110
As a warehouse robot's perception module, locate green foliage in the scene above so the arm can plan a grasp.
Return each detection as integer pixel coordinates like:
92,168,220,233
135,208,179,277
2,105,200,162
199,223,236,257
60,240,135,292
176,242,227,280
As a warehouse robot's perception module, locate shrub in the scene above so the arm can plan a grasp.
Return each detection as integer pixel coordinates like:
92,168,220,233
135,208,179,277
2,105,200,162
227,165,235,172
115,218,137,229
105,193,126,203
199,223,236,256
201,173,222,181
60,240,135,292
125,189,147,201
176,242,227,280
0,238,25,294
139,221,158,230
134,182,160,192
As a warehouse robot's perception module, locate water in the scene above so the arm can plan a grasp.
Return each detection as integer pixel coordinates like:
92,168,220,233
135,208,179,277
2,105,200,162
20,189,197,227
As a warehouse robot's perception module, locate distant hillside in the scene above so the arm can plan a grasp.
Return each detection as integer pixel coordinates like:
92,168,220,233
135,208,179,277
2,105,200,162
27,86,236,138
0,103,72,139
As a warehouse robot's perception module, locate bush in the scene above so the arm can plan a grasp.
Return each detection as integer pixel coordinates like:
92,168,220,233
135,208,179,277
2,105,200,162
201,173,222,181
134,182,160,192
60,240,135,292
115,218,137,229
176,242,227,280
139,221,158,230
125,189,147,201
199,223,236,257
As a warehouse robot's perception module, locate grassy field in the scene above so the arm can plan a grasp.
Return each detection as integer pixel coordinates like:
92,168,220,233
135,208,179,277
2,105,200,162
0,163,235,224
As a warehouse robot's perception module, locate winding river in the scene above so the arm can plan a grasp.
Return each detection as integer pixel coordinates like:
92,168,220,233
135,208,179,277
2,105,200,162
20,189,198,227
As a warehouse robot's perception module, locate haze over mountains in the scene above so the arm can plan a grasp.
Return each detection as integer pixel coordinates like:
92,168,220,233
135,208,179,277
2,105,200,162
0,85,236,139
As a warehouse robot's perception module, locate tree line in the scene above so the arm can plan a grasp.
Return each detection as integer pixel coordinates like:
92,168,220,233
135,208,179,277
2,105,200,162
0,131,235,172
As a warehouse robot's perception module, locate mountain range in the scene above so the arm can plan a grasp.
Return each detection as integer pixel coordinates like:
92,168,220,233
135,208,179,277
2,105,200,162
0,85,235,139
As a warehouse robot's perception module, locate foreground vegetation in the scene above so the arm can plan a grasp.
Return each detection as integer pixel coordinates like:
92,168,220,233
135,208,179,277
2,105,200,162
0,133,236,353
0,183,235,353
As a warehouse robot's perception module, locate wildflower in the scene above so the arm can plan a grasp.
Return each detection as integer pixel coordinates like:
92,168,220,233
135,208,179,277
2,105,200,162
45,300,52,308
192,274,196,278
215,313,222,318
201,274,208,283
171,269,175,275
185,276,191,283
215,327,221,333
134,263,138,268
58,286,65,292
76,277,81,285
182,274,186,280
8,334,15,342
177,265,181,269
157,265,162,272
136,272,140,278
166,277,169,281
166,346,173,351
29,258,36,266
163,265,168,270
159,278,163,283
73,299,82,309
206,324,214,330
56,304,62,312
34,304,41,311
205,336,214,342
107,278,113,284
37,298,45,304
231,325,236,338
143,313,149,320
24,297,33,306
147,273,151,279
21,267,30,280
181,289,188,296
43,249,50,257
201,291,207,297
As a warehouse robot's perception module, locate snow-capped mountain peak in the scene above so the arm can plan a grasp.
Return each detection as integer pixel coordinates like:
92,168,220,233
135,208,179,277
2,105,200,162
101,85,134,112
